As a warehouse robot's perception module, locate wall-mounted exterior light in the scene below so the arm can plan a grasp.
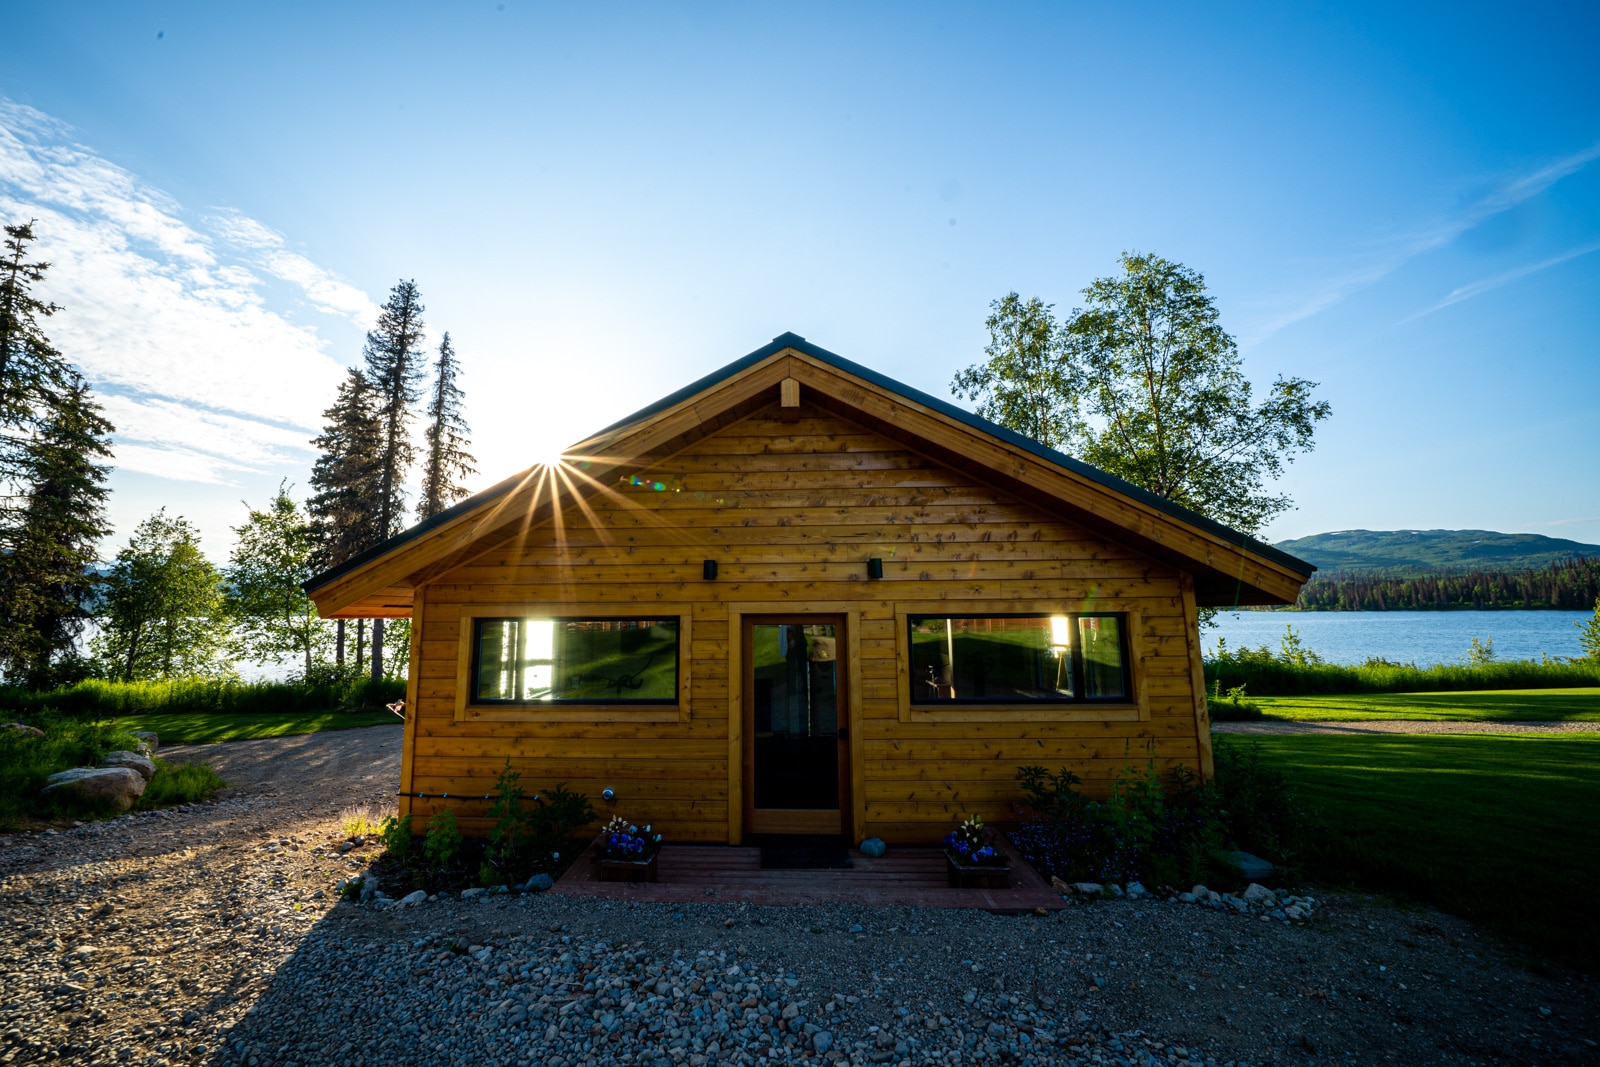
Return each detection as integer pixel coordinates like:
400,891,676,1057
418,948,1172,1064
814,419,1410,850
602,788,617,803
867,558,884,579
703,559,719,580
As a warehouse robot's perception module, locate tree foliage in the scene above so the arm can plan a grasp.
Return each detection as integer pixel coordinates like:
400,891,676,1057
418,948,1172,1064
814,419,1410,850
1295,558,1600,611
0,376,113,686
951,293,1081,450
0,222,73,464
417,331,476,521
363,279,427,542
954,253,1331,535
228,483,330,678
1579,598,1600,661
93,511,231,681
307,368,383,569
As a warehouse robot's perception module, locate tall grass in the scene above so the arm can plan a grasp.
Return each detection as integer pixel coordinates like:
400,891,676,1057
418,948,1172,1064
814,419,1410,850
0,675,406,719
0,715,142,827
1206,637,1600,696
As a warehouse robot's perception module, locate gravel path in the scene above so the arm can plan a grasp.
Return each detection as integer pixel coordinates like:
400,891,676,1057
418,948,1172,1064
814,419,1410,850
2,726,1597,1066
1214,720,1600,735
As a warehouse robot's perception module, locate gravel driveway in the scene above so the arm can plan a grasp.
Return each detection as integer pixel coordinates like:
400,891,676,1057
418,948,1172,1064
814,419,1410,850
2,726,1596,1066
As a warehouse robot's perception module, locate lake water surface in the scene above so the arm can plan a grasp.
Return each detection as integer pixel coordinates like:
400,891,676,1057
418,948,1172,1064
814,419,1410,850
1205,610,1591,666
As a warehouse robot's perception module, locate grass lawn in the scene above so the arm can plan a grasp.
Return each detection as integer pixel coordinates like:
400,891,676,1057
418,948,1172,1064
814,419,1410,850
107,709,400,745
1242,733,1600,969
1252,687,1600,721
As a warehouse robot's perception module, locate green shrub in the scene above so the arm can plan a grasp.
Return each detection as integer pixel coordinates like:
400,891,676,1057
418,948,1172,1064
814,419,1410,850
135,759,227,808
1207,680,1264,721
379,812,413,854
477,763,597,886
1011,744,1312,887
423,808,463,870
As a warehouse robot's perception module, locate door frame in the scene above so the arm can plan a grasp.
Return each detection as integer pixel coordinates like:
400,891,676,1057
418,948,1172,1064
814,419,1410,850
726,602,863,845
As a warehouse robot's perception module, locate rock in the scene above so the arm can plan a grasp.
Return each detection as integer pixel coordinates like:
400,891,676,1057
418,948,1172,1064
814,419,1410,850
1285,905,1305,921
1125,881,1147,899
523,873,555,892
3,722,45,738
859,837,887,858
460,887,487,900
1242,882,1276,904
100,750,157,782
1106,883,1125,898
1214,849,1275,882
398,890,427,907
131,730,159,753
813,1031,833,1054
359,877,379,904
1070,882,1103,897
41,767,146,812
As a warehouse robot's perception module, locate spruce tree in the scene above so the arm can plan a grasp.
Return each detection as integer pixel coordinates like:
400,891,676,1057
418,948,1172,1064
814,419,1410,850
0,222,72,451
0,375,113,686
360,279,426,681
417,331,476,521
307,367,382,669
364,279,426,541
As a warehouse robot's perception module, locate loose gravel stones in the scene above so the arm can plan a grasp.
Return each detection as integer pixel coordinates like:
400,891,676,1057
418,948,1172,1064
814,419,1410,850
2,725,1597,1066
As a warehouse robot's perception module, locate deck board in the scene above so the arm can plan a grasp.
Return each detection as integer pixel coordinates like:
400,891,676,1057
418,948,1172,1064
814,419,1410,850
550,840,1065,913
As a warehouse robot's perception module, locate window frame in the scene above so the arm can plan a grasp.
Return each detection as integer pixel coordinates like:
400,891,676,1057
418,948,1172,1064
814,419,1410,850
894,601,1147,723
454,604,692,723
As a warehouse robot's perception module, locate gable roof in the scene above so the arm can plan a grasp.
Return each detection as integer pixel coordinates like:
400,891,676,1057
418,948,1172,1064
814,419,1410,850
305,332,1315,615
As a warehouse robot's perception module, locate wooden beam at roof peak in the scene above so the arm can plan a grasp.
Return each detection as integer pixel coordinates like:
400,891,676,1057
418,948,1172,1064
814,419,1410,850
780,377,801,423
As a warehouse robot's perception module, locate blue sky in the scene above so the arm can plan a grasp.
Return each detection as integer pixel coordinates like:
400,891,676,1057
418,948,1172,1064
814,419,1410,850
2,2,1597,559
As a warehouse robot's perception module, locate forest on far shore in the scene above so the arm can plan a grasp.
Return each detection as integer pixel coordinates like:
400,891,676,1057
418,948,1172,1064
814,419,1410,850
1279,557,1600,611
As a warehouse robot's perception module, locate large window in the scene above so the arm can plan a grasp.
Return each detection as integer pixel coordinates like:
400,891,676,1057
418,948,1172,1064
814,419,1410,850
472,617,680,704
907,613,1129,703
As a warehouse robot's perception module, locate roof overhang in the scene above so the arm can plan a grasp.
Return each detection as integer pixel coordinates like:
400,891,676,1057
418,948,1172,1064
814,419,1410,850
305,333,1315,617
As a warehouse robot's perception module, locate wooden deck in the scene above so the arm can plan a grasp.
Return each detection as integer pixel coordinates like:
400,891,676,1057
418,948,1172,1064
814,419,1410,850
551,840,1066,913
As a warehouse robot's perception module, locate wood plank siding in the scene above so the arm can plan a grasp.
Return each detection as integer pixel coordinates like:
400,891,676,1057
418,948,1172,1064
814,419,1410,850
402,401,1206,844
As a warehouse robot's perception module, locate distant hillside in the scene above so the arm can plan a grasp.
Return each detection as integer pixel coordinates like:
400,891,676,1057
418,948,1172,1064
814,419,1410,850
1276,529,1600,575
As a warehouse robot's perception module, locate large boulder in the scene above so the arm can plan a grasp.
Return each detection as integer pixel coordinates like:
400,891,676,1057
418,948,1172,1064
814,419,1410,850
131,731,159,754
4,722,45,738
42,767,146,812
100,750,157,782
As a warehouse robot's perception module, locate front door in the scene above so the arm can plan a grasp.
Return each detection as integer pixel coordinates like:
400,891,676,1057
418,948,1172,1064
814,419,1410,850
742,615,850,836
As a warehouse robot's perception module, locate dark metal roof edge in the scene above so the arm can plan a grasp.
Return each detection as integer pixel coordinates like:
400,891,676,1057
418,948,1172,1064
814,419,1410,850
305,330,1313,596
771,334,1315,578
301,468,529,593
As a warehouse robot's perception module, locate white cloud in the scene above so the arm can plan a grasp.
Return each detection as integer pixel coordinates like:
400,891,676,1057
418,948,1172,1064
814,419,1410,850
1243,140,1600,345
1401,240,1600,322
209,208,381,325
0,97,376,489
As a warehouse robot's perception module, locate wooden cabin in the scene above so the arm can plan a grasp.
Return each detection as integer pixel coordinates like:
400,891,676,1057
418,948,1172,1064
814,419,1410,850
305,334,1314,844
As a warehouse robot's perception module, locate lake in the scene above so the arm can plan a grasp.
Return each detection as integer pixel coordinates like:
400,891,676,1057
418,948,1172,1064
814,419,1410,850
1205,610,1592,666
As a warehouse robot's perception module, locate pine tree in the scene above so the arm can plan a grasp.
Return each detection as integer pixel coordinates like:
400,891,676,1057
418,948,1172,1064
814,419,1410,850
0,222,73,453
307,367,382,671
364,279,426,542
0,375,113,686
307,368,383,567
417,331,476,521
361,279,427,682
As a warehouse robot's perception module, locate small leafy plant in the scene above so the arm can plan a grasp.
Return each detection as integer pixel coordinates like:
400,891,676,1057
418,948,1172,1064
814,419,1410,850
423,808,463,870
598,815,660,861
379,812,413,855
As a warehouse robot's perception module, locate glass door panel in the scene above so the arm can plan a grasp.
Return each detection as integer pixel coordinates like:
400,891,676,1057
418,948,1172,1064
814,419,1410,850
751,623,839,810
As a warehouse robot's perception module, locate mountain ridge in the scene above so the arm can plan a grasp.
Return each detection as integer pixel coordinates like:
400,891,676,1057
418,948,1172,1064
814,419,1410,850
1275,529,1600,575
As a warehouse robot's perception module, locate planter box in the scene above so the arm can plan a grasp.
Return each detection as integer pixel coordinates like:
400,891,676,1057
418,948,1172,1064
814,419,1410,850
946,852,1011,889
595,847,659,883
